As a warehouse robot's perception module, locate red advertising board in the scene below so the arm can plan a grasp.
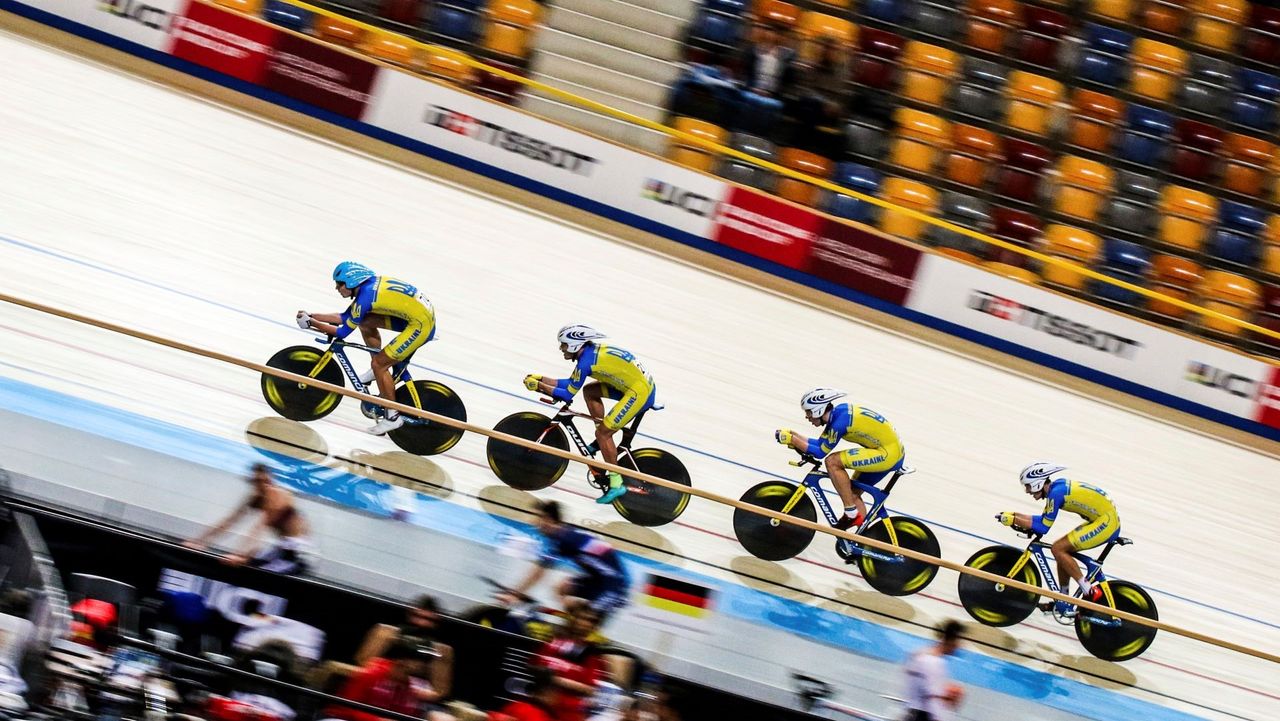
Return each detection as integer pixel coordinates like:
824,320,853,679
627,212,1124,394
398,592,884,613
1254,365,1280,430
710,187,821,270
263,33,378,120
806,218,923,305
169,1,279,84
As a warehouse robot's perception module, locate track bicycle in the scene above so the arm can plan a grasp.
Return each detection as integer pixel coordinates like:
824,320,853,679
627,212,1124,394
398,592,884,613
485,399,692,527
260,335,467,455
733,452,940,596
957,525,1158,662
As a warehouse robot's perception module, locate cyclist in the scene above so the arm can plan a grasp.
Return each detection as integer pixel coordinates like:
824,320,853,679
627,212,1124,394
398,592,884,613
997,462,1118,612
296,261,436,435
775,388,904,550
523,325,656,504
505,500,630,622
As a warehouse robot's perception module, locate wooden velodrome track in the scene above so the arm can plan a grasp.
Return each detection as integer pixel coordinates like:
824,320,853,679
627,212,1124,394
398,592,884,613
1,11,1278,720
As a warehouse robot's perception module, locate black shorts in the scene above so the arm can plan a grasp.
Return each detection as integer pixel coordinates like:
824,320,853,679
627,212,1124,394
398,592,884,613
566,575,628,618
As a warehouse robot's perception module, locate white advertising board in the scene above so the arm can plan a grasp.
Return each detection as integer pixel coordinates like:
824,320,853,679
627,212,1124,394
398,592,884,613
21,0,189,50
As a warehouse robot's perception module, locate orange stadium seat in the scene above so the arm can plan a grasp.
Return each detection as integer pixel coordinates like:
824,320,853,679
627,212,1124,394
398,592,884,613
488,0,538,25
1089,0,1133,22
419,48,475,86
965,0,1023,53
888,108,950,173
1130,38,1188,102
1051,156,1114,222
879,177,939,241
1197,270,1261,336
776,148,834,207
797,12,857,63
1189,0,1247,50
1140,0,1189,35
900,41,959,107
667,117,728,173
1039,224,1102,290
314,15,365,47
984,260,1040,283
1157,185,1217,252
482,22,529,58
1222,133,1275,197
362,30,416,66
1068,89,1124,152
1004,71,1063,136
815,0,850,10
946,125,999,187
214,0,262,13
936,247,983,263
1264,215,1280,275
758,0,800,28
1147,254,1203,319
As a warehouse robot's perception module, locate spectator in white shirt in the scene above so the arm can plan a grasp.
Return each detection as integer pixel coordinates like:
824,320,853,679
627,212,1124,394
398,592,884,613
901,620,964,721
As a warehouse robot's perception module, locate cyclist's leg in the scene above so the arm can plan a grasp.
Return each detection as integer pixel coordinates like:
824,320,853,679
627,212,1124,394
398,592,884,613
1054,514,1118,595
368,316,432,432
826,446,898,522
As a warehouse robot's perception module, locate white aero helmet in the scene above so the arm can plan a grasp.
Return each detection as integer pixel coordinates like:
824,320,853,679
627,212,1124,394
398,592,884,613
1019,462,1067,493
801,387,847,419
557,324,606,354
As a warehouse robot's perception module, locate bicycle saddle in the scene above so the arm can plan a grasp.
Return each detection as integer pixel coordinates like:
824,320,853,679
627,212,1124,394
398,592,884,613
1115,536,1133,546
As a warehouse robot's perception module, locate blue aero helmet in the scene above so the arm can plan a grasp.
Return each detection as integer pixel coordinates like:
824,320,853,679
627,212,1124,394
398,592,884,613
333,261,376,288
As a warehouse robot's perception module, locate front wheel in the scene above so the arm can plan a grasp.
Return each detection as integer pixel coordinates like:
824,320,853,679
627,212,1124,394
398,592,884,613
487,412,570,490
1075,580,1158,662
733,481,816,561
612,448,692,527
958,545,1042,627
387,380,467,455
850,517,940,596
261,345,345,421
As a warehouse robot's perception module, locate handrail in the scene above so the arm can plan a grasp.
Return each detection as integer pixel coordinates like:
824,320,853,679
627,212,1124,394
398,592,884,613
1,291,1275,665
269,0,1280,342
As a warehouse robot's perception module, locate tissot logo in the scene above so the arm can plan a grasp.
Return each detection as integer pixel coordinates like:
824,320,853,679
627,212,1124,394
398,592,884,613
967,290,1143,359
642,179,717,217
99,0,169,29
422,105,597,176
1185,362,1256,398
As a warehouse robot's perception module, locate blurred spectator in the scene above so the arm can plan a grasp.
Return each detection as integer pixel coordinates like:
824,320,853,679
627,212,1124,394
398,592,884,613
788,36,851,155
736,24,797,135
0,590,33,697
531,605,605,721
323,639,450,721
354,595,453,705
901,620,965,721
185,464,312,575
491,667,560,721
232,598,325,664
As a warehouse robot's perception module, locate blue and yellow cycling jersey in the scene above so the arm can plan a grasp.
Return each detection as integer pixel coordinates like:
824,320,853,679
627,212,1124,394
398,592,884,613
552,343,655,402
805,403,903,459
335,276,434,340
1031,478,1118,535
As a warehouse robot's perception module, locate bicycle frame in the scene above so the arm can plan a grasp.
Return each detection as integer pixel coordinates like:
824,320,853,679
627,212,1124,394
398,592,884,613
305,336,425,413
1007,533,1123,614
778,456,908,560
537,401,647,469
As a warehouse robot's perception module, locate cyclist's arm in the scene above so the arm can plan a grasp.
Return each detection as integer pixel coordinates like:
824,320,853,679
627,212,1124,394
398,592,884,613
1028,484,1067,535
186,497,252,547
512,555,555,596
805,411,852,459
551,350,595,403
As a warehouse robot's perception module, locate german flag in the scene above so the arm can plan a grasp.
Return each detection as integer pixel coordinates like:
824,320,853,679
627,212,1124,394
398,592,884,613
640,574,713,619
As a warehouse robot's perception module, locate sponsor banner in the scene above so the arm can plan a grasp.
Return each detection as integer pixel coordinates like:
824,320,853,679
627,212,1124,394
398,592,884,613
633,572,716,636
169,0,279,83
633,173,726,239
807,218,922,305
263,33,378,120
907,254,1272,421
711,186,821,270
18,0,188,49
1254,366,1280,430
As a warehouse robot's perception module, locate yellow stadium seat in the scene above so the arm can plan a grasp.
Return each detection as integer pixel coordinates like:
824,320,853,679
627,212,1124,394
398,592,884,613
796,12,856,63
1040,224,1102,290
776,148,833,207
314,15,365,47
937,247,982,264
816,0,849,8
1090,0,1133,21
900,41,959,107
362,31,416,66
1148,254,1202,319
1130,38,1187,102
1051,155,1114,222
879,178,938,241
984,261,1040,284
1190,0,1247,50
667,117,727,172
888,108,950,174
419,48,475,86
214,0,262,14
1157,185,1217,252
1005,71,1063,137
668,146,716,172
482,21,528,58
488,0,538,25
1197,270,1261,336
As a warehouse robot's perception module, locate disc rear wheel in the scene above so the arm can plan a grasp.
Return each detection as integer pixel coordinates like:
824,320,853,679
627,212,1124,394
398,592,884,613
612,448,692,527
1075,580,1158,662
853,517,940,596
387,380,467,455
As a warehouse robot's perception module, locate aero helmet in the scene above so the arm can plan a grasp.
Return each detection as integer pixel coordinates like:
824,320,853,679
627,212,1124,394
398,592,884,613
557,325,606,354
1018,462,1066,493
800,388,847,419
333,261,376,288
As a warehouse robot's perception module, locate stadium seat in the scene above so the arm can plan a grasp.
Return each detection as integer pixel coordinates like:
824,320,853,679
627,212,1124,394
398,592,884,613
1051,155,1114,222
1092,237,1151,307
1157,185,1217,252
888,108,950,173
419,47,475,86
965,0,1022,54
1040,224,1102,290
1004,71,1063,136
263,0,312,32
879,177,939,241
1016,6,1068,68
1106,170,1161,238
730,132,777,160
381,0,423,25
994,137,1052,202
718,158,777,192
1189,0,1247,51
314,15,365,46
707,0,747,15
845,117,888,160
482,23,529,58
900,41,959,107
667,117,728,172
488,0,537,26
946,124,999,187
776,148,834,207
1250,284,1280,354
1077,23,1133,88
431,4,479,43
1170,119,1223,181
1068,90,1124,152
687,9,742,52
1116,104,1173,167
1197,270,1260,337
954,58,1007,120
759,0,799,28
1130,38,1187,102
473,62,523,104
1147,254,1202,320
1264,215,1280,275
362,30,416,65
1229,69,1280,131
914,1,962,39
1243,5,1280,65
826,162,883,223
214,0,262,13
862,0,906,24
797,12,856,63
1088,0,1132,23
991,205,1042,253
928,192,992,257
1180,53,1234,116
984,261,1040,283
1140,0,1188,35
853,28,905,90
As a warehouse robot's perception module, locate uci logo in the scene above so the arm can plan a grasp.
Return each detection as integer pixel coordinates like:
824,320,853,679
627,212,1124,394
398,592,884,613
643,180,718,218
1185,362,1256,399
99,0,170,29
